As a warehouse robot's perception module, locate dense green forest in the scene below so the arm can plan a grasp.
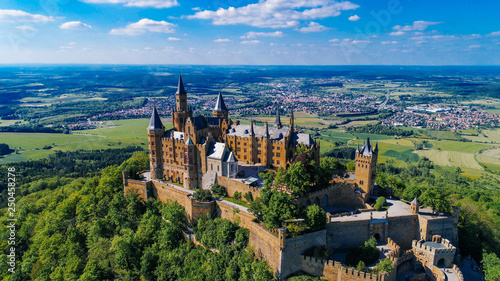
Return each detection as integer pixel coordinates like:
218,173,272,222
0,152,274,280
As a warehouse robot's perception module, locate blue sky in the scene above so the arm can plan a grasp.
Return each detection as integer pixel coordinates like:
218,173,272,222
0,0,499,65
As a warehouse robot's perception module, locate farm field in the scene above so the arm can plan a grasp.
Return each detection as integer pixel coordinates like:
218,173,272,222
478,147,500,158
428,140,492,154
463,129,500,143
476,155,500,165
417,150,483,170
0,118,160,163
0,119,28,127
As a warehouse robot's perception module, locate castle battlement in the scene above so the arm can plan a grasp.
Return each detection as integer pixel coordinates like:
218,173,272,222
412,240,456,254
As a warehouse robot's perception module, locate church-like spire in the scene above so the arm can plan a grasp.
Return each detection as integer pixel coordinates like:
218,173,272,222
374,142,379,153
148,106,163,131
176,73,187,96
265,121,270,138
275,106,282,129
250,120,255,136
214,90,228,112
289,104,295,132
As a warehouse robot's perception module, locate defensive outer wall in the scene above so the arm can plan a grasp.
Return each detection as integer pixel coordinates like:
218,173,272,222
124,174,460,281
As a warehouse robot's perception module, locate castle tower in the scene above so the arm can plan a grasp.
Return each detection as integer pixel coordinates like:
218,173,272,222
274,106,282,129
183,137,197,189
212,90,229,120
289,105,294,133
262,121,271,166
355,137,378,200
249,120,256,163
173,74,192,132
148,107,165,179
410,195,420,214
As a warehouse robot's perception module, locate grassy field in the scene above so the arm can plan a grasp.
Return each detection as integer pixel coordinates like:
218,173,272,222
417,150,483,170
318,139,335,154
479,147,500,158
343,120,378,127
428,140,491,154
0,119,28,127
425,130,460,140
476,155,500,165
463,129,500,143
0,119,166,163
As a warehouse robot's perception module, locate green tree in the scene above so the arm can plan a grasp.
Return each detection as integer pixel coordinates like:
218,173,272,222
305,205,327,230
243,191,253,202
356,261,366,271
193,189,213,202
211,183,227,197
248,197,265,220
374,258,393,274
120,151,149,179
483,252,500,281
286,162,311,196
263,192,297,228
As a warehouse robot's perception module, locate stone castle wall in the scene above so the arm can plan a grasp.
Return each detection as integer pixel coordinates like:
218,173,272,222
217,176,261,201
387,215,419,249
326,220,372,251
298,256,390,281
281,230,327,278
298,182,365,208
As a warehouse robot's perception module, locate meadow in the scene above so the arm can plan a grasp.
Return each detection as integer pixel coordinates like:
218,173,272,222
417,150,483,170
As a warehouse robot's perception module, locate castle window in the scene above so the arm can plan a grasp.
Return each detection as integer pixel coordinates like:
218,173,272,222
152,142,154,145
211,164,213,170
238,142,241,145
244,156,247,160
277,160,280,164
217,166,219,171
276,153,280,157
237,148,241,152
244,149,247,153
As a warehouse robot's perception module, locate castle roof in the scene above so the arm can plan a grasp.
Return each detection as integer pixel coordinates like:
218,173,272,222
147,107,163,130
192,115,208,130
275,106,282,128
411,196,419,206
360,137,373,156
185,137,194,145
227,124,289,140
213,91,228,112
292,133,316,146
176,74,187,96
206,116,224,126
207,142,226,159
224,151,237,163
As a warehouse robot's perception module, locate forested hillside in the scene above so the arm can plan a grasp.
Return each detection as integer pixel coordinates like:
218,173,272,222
0,152,274,281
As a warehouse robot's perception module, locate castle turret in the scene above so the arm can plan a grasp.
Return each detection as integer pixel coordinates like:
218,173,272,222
183,137,197,189
289,105,294,133
410,195,420,214
212,90,229,120
275,106,282,129
355,136,378,200
148,107,164,179
173,74,192,132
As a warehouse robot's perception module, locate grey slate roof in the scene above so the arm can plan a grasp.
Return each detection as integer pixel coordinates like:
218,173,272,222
185,137,194,145
275,107,282,128
207,142,226,159
293,133,316,146
224,151,237,162
192,115,208,130
147,107,163,130
360,137,373,156
411,196,419,206
206,116,223,126
176,74,187,96
227,124,289,141
214,91,228,111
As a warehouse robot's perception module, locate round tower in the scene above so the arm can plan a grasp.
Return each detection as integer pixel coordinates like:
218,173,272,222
410,195,420,214
183,137,197,189
148,107,165,179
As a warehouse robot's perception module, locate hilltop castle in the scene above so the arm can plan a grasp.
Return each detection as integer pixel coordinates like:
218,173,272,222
125,74,461,281
147,74,319,189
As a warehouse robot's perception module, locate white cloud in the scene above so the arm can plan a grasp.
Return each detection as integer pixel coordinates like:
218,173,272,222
60,21,92,30
381,41,398,45
110,19,175,35
487,31,500,37
0,9,54,22
469,45,481,49
188,0,358,28
348,15,360,21
391,20,441,36
298,22,329,33
16,25,36,32
241,40,261,44
330,38,370,45
80,0,179,9
168,37,180,41
214,38,230,43
389,31,405,36
241,31,284,39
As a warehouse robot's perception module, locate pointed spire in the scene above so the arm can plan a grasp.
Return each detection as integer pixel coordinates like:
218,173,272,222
374,142,379,153
265,122,270,138
214,90,228,112
250,120,255,136
411,195,419,206
148,106,164,131
176,73,187,96
356,142,359,153
185,137,194,145
275,106,282,128
290,104,295,132
366,137,371,152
